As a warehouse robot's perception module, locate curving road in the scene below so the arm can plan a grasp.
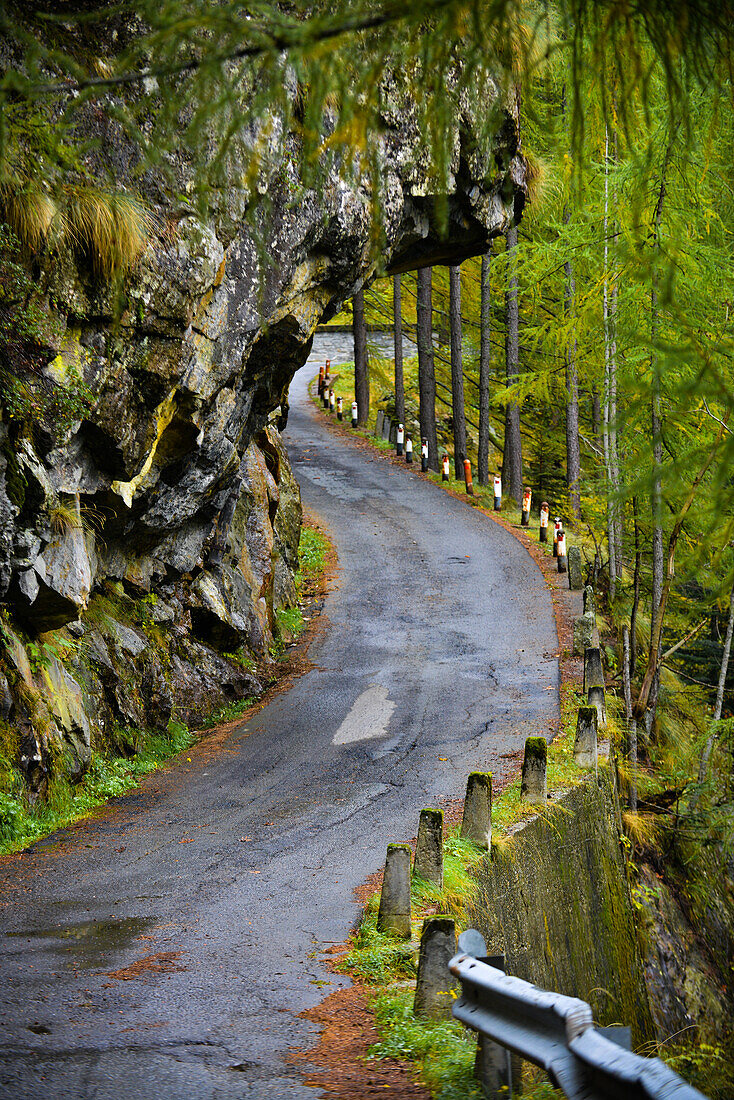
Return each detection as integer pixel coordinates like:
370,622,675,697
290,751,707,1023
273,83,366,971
0,336,558,1100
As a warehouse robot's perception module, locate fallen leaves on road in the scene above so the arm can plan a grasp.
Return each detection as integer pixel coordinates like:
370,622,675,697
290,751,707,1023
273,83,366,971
99,951,186,982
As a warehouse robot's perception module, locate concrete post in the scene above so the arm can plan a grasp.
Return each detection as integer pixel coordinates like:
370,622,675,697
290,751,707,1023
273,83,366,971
374,410,384,438
584,647,604,694
521,737,547,806
573,611,598,657
413,917,457,1019
588,684,607,729
413,808,443,887
377,844,412,938
461,772,492,849
382,417,392,442
574,706,598,768
583,585,595,614
568,545,583,589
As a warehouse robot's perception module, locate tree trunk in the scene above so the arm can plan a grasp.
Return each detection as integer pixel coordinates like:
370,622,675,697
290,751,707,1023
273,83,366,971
562,84,580,519
622,625,637,811
502,225,522,503
647,131,676,726
393,274,405,426
416,266,439,471
564,245,580,518
449,265,467,477
696,584,734,793
478,247,492,485
353,288,369,426
603,121,622,599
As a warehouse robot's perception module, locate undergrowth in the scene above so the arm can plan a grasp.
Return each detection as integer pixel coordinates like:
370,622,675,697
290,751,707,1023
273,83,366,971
0,719,194,856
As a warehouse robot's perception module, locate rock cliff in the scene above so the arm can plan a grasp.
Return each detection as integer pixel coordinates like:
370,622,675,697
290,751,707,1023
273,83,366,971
0,12,526,798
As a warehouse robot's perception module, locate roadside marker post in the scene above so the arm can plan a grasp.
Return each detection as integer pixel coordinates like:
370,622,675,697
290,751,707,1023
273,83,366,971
493,474,502,511
539,502,549,543
421,438,429,472
317,365,325,398
553,517,562,557
464,459,474,495
461,772,492,849
336,396,343,420
328,388,335,414
377,845,412,938
557,529,568,573
351,400,358,428
521,486,532,527
414,918,457,1021
521,737,547,806
396,423,404,457
414,808,443,887
442,454,450,482
405,435,413,463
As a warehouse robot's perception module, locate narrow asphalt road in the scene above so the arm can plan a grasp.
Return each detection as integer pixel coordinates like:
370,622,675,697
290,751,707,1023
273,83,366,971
0,339,558,1100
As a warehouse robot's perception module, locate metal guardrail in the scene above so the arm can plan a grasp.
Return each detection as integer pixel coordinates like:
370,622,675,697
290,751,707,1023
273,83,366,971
450,931,708,1100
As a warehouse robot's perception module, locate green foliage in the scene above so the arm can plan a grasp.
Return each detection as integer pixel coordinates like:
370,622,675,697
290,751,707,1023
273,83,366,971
198,697,255,729
297,523,330,583
0,718,195,856
661,1041,734,1099
340,907,417,985
370,991,481,1100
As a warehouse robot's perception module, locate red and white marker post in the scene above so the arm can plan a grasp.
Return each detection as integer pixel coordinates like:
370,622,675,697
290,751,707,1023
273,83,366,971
337,396,343,421
553,517,562,557
521,487,532,527
539,502,549,543
493,474,502,511
405,435,413,463
421,438,429,472
351,400,358,428
442,454,450,482
464,458,474,496
556,528,568,573
329,389,335,414
396,423,404,457
317,365,325,399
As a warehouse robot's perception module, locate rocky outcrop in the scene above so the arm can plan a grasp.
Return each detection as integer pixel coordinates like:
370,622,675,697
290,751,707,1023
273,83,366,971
0,12,525,794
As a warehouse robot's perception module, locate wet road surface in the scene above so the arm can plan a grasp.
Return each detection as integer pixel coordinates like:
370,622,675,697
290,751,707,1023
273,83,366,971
0,336,558,1099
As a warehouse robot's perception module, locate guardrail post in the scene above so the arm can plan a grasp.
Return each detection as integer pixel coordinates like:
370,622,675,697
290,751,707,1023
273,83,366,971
461,772,492,849
567,545,583,590
476,1024,522,1099
413,808,443,887
521,737,547,806
377,844,412,938
414,916,457,1019
574,706,598,768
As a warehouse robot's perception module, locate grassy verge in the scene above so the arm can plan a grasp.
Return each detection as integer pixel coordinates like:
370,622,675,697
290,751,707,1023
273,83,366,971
0,719,195,855
272,521,331,654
